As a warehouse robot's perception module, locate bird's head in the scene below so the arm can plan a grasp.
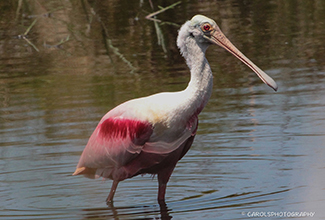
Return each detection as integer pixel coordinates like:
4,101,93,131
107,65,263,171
178,15,278,91
187,15,218,46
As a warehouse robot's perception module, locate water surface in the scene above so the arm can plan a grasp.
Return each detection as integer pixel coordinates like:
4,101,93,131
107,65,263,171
1,1,325,219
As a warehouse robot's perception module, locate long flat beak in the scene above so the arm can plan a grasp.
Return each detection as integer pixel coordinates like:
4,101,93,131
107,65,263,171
208,28,278,91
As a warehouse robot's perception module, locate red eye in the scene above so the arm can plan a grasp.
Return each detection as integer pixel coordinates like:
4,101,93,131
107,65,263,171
203,24,211,31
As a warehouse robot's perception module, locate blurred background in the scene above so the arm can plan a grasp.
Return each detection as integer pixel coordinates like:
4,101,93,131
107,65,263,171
0,0,324,219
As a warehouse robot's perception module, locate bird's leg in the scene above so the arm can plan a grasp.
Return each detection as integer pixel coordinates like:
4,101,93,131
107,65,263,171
106,180,119,203
158,182,167,202
157,168,174,202
158,200,172,220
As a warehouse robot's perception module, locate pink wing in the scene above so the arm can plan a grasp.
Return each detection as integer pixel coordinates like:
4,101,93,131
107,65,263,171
73,116,153,179
73,102,199,180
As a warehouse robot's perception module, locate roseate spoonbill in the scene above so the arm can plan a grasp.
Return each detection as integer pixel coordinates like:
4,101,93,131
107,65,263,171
73,15,277,203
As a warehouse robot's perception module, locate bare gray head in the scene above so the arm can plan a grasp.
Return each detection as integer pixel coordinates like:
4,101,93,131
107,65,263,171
177,15,217,55
177,15,278,91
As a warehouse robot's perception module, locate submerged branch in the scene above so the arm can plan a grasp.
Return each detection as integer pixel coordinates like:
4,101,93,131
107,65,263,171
17,19,39,52
23,36,39,52
24,19,38,36
98,15,136,73
154,21,167,53
105,38,136,73
43,35,70,49
145,1,181,22
145,1,180,54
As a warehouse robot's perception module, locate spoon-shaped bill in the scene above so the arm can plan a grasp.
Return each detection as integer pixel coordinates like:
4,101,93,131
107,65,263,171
208,28,278,91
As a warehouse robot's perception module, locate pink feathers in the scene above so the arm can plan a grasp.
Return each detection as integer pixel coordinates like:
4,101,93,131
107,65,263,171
99,118,152,145
73,116,154,179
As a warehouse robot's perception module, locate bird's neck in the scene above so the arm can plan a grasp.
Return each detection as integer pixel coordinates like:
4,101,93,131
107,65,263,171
181,38,213,116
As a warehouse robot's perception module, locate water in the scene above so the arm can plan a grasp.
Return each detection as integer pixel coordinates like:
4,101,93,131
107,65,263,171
1,0,325,219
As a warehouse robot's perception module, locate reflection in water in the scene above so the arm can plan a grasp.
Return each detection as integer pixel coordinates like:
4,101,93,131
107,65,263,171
79,188,292,219
1,0,325,219
81,201,172,220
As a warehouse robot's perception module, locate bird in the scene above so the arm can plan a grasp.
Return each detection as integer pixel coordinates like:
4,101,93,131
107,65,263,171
73,14,277,204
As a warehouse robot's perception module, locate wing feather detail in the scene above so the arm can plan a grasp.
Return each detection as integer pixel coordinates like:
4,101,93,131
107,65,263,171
142,114,198,154
73,106,199,179
74,117,153,178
